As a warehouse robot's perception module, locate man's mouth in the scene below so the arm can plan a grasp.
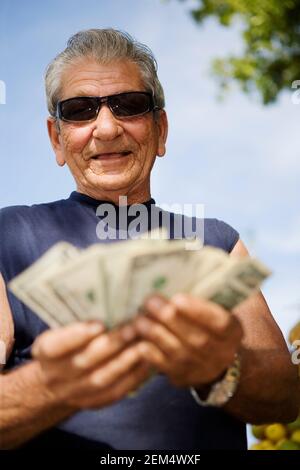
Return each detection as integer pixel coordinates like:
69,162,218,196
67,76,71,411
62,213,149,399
91,151,132,160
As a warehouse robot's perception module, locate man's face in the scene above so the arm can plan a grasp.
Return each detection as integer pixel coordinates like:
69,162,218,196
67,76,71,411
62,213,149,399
47,57,168,202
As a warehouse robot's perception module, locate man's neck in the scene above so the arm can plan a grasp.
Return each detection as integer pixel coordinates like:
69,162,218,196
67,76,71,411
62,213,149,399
75,183,152,206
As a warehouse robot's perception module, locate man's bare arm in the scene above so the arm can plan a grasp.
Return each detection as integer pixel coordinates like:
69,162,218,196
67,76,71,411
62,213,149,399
0,273,73,448
0,361,78,449
133,240,299,425
223,239,299,423
0,273,150,449
0,273,14,368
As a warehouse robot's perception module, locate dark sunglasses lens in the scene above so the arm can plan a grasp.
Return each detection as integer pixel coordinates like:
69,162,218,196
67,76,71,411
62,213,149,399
109,93,152,117
60,98,98,121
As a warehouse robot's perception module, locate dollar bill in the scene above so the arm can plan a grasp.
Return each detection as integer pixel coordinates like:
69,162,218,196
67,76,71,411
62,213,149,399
8,242,80,327
8,233,271,329
191,257,272,309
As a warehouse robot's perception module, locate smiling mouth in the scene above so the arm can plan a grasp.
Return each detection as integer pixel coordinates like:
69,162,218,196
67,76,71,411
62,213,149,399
91,151,132,160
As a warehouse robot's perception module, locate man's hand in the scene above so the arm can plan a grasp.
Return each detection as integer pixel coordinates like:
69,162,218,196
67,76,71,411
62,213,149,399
31,320,151,410
132,293,244,388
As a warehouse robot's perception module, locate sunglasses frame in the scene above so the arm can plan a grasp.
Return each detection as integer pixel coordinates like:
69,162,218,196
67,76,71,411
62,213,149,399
55,91,159,123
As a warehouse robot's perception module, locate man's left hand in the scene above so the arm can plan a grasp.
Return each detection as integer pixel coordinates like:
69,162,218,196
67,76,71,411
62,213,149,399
133,293,243,388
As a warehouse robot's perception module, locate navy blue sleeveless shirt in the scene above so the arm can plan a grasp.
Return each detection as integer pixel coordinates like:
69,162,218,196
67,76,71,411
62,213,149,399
0,192,246,450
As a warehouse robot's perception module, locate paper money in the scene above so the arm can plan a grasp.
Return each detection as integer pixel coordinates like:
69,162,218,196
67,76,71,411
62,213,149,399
8,232,271,329
191,257,271,310
9,242,79,327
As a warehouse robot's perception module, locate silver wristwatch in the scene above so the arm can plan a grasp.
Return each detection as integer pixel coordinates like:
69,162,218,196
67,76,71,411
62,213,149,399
190,354,241,407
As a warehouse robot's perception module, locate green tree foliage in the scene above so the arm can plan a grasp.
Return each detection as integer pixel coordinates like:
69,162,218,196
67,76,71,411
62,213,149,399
181,0,300,103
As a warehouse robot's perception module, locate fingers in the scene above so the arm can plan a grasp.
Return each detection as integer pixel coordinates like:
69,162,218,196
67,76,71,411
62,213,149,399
54,342,148,402
134,315,207,361
133,293,244,387
30,318,154,411
73,362,151,409
144,293,242,340
171,294,236,337
32,321,105,360
137,340,171,375
86,342,145,387
134,315,181,354
34,322,139,385
71,324,137,370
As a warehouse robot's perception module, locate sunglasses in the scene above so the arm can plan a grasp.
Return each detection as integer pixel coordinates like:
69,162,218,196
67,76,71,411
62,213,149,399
56,91,158,122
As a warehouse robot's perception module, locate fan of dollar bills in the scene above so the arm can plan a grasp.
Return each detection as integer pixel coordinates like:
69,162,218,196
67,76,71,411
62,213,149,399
8,229,271,329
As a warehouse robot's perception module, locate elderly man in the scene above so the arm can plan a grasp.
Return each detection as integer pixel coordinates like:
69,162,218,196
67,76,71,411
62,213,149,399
0,28,298,450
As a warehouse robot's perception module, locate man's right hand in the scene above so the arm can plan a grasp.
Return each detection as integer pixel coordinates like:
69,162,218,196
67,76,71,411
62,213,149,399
31,321,150,410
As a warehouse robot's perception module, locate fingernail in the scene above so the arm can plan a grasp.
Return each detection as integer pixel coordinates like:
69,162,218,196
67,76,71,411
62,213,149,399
145,295,166,311
136,318,150,333
73,355,87,368
171,293,187,306
88,322,104,335
121,325,136,342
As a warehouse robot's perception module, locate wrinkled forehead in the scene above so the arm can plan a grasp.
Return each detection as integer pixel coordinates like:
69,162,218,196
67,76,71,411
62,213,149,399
59,57,147,100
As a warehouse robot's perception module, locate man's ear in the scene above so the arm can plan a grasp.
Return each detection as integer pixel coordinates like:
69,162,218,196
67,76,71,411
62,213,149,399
156,110,168,157
47,117,66,167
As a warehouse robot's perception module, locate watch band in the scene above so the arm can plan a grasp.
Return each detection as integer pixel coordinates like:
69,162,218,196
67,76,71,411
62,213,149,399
190,353,241,407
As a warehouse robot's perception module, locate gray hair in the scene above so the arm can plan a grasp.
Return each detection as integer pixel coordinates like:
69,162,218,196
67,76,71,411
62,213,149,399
45,28,165,117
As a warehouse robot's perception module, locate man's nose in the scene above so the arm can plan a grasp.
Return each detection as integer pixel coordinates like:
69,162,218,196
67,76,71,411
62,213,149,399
91,105,123,141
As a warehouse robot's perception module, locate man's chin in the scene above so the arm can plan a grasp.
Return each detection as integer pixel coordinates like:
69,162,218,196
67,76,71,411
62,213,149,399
85,173,135,194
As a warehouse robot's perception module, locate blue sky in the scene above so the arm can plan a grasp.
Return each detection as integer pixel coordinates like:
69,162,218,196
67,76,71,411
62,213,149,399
0,0,299,343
